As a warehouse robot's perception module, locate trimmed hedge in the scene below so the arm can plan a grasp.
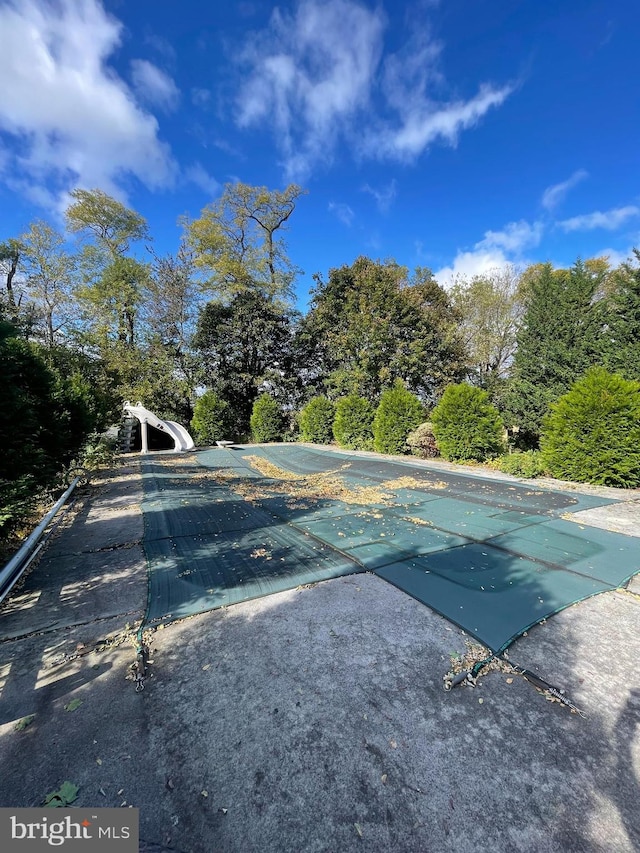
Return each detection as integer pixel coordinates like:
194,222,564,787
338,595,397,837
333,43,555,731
298,396,335,444
540,367,640,486
191,391,232,445
250,393,283,443
333,394,375,450
373,381,424,454
431,383,505,461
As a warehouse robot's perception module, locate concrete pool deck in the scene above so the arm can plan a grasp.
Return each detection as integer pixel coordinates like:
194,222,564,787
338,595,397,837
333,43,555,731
0,450,638,852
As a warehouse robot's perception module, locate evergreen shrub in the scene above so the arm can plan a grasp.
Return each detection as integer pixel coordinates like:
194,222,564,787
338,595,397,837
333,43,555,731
191,392,232,445
431,383,505,461
0,320,104,536
373,381,424,454
0,477,38,538
298,396,335,444
540,367,640,487
406,422,439,458
250,393,283,443
333,395,375,450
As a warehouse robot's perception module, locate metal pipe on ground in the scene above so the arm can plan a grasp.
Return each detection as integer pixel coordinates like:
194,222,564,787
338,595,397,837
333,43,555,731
0,477,80,606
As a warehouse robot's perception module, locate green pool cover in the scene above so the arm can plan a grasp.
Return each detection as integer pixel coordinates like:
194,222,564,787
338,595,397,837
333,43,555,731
140,459,360,622
140,446,640,652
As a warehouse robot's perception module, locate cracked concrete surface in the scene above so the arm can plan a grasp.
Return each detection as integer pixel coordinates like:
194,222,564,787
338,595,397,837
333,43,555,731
564,499,640,538
0,455,639,853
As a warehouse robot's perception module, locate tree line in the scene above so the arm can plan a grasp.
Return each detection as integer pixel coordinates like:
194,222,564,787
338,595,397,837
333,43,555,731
2,181,640,533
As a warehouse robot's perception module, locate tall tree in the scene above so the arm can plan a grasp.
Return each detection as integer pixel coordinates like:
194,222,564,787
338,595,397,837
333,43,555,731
184,182,306,298
193,291,297,436
79,256,149,349
64,189,165,413
21,220,78,348
0,238,25,319
141,243,202,422
65,188,149,259
504,259,608,446
297,257,466,404
450,265,526,395
145,243,199,353
71,255,153,417
602,248,640,382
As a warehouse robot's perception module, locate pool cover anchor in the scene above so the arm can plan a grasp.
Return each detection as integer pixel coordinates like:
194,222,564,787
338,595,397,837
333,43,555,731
131,638,149,692
443,656,587,718
443,652,494,691
443,669,477,691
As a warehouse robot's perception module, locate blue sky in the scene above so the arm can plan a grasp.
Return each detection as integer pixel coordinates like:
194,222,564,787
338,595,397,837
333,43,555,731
0,0,638,309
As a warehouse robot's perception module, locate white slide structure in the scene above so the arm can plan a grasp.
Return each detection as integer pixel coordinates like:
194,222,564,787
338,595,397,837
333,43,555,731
123,401,194,453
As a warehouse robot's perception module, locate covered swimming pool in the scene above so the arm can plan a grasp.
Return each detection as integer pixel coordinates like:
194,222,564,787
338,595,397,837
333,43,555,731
139,445,640,653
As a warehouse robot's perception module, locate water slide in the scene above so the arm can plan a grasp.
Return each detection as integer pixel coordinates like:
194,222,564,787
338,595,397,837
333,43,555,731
123,401,194,453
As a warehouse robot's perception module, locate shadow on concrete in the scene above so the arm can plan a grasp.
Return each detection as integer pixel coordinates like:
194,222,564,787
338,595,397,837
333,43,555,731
136,573,640,853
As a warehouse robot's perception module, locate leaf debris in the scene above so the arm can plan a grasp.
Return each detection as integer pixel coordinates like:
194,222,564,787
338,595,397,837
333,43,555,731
44,781,79,808
14,714,35,731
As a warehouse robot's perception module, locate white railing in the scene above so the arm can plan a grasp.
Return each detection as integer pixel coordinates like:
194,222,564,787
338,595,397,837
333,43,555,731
0,478,79,606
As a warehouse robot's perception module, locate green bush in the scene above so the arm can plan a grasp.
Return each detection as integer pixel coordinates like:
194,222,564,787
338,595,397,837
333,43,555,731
0,476,38,539
0,320,105,537
298,396,336,444
431,383,505,461
489,450,547,478
333,395,375,450
540,367,640,487
191,391,232,445
373,381,424,454
406,422,439,458
250,393,283,443
80,433,118,469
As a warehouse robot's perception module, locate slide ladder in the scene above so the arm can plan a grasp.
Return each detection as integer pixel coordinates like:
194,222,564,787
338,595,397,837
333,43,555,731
118,416,139,452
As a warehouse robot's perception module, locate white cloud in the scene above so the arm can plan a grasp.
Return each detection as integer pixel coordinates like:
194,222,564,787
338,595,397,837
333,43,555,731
328,201,354,227
237,0,384,180
476,219,543,253
380,27,445,112
9,179,62,214
594,247,632,268
191,87,212,109
0,143,9,176
370,83,514,162
235,0,513,179
0,0,176,207
558,206,640,232
591,237,640,269
361,179,397,213
131,59,180,112
435,248,512,287
541,169,588,211
435,219,542,286
184,162,219,197
144,33,176,62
